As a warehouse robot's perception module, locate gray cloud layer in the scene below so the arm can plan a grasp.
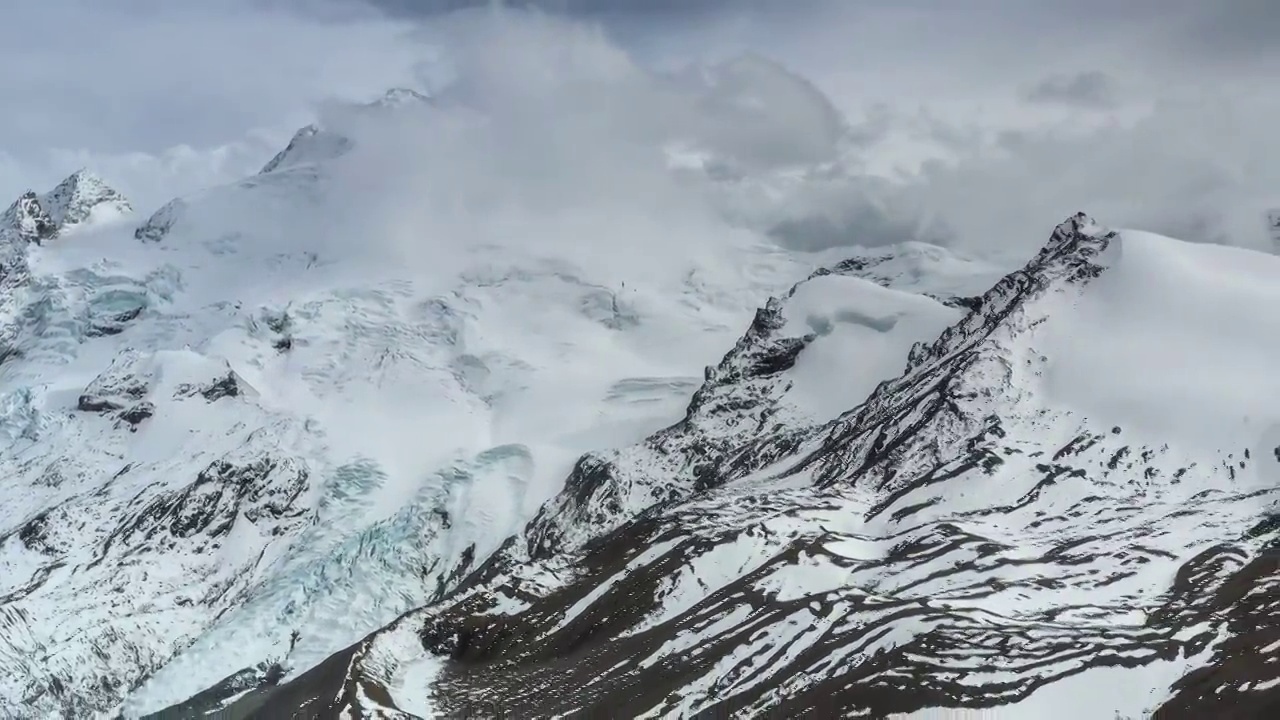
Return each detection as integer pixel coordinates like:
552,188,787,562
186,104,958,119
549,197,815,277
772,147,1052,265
4,0,1280,256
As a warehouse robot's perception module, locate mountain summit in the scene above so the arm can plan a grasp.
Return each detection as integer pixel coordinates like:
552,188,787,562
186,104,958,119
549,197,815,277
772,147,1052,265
1,170,131,245
1,171,132,350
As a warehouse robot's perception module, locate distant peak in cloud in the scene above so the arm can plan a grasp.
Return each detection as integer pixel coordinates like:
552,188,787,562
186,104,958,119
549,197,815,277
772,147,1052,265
258,86,431,175
375,87,432,106
1021,70,1118,109
44,169,132,225
2,168,131,245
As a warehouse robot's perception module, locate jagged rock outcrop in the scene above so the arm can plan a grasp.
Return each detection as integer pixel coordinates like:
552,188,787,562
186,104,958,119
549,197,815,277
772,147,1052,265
133,88,430,246
524,247,968,561
0,435,315,718
77,349,152,412
258,124,354,176
1,171,131,313
1,192,57,245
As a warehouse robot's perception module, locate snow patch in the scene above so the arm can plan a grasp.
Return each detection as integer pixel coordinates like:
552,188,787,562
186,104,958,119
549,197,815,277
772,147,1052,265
781,273,961,422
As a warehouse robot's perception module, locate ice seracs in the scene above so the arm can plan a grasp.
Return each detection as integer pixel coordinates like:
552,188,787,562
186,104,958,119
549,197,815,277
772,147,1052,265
1,171,134,379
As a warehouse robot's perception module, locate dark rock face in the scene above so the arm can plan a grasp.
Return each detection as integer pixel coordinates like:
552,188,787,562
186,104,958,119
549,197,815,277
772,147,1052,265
3,192,58,244
2,171,131,245
198,373,241,402
258,89,427,176
261,308,294,352
146,661,289,720
77,394,127,413
118,402,155,429
18,512,55,555
175,371,248,402
1147,547,1280,719
86,306,144,337
76,352,150,412
259,125,354,175
153,215,1280,718
3,442,313,716
116,457,309,549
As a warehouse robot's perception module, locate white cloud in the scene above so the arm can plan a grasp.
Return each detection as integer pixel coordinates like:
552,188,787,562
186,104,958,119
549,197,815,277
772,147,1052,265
0,0,430,208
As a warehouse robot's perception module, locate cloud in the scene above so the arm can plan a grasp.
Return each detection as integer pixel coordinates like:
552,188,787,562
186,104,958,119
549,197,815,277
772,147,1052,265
8,0,1280,264
1022,71,1118,109
0,0,431,208
895,92,1280,256
299,10,864,278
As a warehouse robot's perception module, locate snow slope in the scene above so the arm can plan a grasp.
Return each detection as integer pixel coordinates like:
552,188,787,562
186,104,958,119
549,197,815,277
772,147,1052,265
1039,229,1280,453
777,273,961,423
226,214,1280,719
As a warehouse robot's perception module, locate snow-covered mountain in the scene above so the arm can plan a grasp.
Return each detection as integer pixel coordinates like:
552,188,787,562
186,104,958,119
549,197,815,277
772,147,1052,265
2,170,132,247
5,78,980,718
147,214,1280,720
4,71,1280,719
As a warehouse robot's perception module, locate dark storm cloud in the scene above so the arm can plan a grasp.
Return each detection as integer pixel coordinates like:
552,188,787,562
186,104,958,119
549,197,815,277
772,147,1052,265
1169,0,1280,62
347,0,1280,65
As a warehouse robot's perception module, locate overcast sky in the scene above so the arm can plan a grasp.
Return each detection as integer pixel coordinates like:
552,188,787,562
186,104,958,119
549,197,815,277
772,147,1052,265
3,0,1280,254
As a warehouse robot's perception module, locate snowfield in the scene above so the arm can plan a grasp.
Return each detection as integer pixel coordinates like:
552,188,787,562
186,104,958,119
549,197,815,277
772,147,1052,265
778,273,962,424
1040,229,1280,454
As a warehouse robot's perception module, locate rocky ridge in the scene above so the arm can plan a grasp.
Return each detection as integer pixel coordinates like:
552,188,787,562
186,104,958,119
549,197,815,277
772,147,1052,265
187,214,1280,720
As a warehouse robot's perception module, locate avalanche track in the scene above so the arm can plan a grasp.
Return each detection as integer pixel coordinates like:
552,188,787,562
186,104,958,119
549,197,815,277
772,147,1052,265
157,214,1280,720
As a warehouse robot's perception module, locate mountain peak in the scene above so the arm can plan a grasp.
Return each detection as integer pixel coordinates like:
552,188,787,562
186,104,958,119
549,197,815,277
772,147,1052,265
373,87,431,108
258,87,430,175
1,169,131,244
1034,211,1110,267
